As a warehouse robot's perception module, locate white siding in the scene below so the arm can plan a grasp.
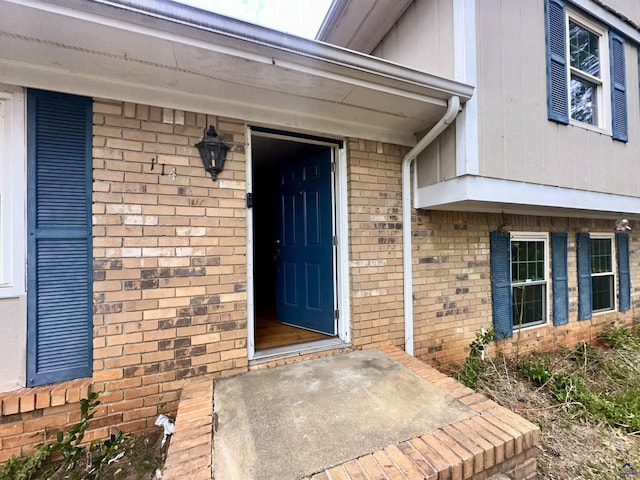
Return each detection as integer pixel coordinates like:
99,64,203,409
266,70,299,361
416,125,456,187
372,0,455,78
477,0,640,196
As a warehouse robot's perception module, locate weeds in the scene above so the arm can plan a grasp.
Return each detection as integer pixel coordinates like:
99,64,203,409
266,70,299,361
455,327,495,388
520,358,551,386
462,325,640,479
513,331,640,434
0,392,129,480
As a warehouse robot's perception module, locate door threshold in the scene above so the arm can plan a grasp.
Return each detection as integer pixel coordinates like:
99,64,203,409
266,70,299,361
250,338,351,365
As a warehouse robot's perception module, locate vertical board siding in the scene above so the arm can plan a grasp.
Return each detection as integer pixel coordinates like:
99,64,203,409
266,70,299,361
372,0,454,77
490,231,513,339
551,232,569,326
27,89,93,386
479,0,640,196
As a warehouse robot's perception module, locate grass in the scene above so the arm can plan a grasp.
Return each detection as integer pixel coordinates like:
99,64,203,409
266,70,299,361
455,323,640,479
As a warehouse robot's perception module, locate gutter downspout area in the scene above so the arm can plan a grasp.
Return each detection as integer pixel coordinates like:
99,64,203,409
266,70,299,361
402,96,461,356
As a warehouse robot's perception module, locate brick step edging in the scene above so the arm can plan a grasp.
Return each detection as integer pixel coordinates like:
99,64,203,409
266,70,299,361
162,379,214,480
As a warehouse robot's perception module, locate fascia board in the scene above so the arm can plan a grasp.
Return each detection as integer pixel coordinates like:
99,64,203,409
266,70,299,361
415,175,640,218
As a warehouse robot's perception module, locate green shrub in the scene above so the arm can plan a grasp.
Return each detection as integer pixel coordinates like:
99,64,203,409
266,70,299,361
0,391,129,480
455,327,495,388
520,358,552,386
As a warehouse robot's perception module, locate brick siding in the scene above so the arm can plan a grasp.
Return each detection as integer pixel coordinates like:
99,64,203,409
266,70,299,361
412,212,638,367
91,99,249,432
345,138,638,368
1,100,639,462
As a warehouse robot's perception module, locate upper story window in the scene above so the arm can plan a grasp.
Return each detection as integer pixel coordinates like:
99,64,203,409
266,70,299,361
568,18,606,125
545,0,627,141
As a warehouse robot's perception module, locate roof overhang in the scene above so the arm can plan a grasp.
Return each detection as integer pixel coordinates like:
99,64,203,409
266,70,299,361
0,0,473,146
316,0,413,54
415,175,640,220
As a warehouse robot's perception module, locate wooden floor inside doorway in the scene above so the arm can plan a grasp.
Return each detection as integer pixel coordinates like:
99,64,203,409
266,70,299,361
254,316,332,350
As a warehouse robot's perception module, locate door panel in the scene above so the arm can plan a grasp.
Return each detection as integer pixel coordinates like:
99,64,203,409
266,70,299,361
275,148,334,335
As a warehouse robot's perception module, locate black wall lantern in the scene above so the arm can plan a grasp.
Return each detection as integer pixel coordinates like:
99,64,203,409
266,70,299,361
195,125,229,181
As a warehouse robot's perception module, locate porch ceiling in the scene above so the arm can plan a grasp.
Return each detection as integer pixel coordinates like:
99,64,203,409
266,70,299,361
0,0,473,146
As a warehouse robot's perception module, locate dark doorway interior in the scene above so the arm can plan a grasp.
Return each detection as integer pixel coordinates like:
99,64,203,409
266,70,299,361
251,135,335,350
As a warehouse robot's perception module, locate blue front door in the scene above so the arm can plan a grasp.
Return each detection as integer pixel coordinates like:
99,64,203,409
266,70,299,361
275,148,335,335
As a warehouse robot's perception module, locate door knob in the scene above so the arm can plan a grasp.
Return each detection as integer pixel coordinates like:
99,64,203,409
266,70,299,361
274,240,280,245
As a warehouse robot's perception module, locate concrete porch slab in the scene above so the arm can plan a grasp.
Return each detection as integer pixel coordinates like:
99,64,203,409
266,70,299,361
162,346,540,480
214,349,474,480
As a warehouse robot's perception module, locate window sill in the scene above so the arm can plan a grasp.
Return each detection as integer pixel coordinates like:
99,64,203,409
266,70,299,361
0,378,92,416
568,120,611,136
514,320,548,332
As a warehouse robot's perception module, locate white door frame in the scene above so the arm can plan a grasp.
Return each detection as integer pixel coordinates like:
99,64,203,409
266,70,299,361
246,127,350,361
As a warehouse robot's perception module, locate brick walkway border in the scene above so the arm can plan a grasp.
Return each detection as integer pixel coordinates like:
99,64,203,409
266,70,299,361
162,346,540,480
162,379,213,480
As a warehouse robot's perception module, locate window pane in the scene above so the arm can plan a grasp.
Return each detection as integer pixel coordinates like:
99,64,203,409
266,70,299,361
592,274,614,311
590,238,612,273
512,284,545,326
511,240,545,282
571,76,598,124
569,21,600,77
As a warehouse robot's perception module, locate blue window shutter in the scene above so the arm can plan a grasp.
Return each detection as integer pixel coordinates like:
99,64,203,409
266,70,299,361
490,231,513,340
551,233,569,326
610,31,628,142
545,0,569,124
576,232,592,320
617,233,630,312
27,89,93,387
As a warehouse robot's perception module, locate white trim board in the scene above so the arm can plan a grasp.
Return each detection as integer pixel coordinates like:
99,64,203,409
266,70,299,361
246,129,350,361
569,0,640,44
0,84,26,298
415,175,640,219
453,0,479,177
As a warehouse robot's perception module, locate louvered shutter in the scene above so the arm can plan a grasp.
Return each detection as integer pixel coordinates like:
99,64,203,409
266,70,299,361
545,0,569,124
610,31,628,142
576,233,592,320
551,233,569,326
617,233,630,312
27,89,93,386
490,231,513,339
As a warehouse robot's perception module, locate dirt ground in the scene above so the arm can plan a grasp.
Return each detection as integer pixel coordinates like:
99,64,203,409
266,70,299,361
474,349,640,479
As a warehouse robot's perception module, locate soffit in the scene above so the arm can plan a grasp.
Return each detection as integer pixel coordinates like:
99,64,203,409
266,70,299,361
0,0,473,146
316,0,413,54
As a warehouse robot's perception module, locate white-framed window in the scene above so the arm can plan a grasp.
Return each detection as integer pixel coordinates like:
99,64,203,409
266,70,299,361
590,233,615,313
545,0,627,141
510,233,549,329
0,85,26,298
566,10,610,130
